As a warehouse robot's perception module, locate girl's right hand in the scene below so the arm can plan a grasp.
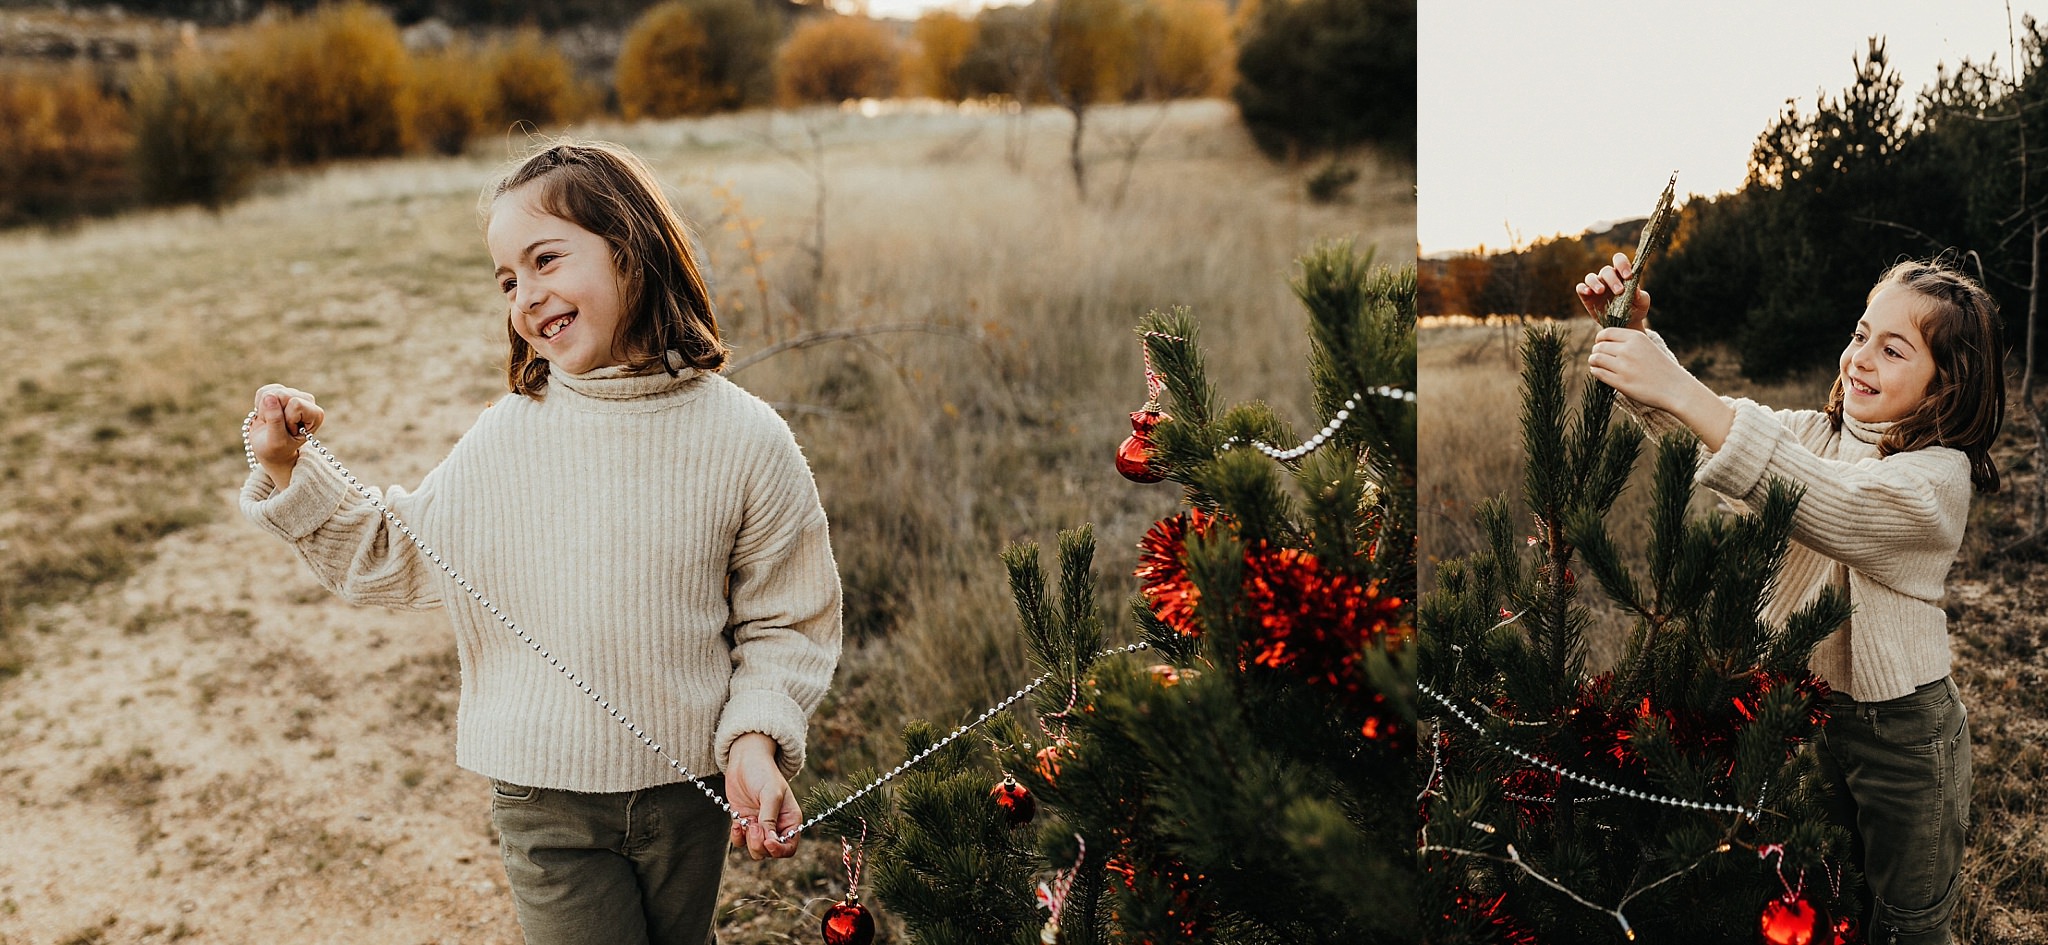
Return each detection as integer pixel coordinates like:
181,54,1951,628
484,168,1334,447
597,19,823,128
1576,252,1652,331
249,383,325,489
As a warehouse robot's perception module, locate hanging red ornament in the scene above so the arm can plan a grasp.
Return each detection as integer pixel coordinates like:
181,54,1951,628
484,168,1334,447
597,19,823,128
1034,744,1063,783
1116,408,1169,482
1832,916,1859,945
822,819,876,945
821,901,875,945
991,775,1036,826
1760,894,1831,945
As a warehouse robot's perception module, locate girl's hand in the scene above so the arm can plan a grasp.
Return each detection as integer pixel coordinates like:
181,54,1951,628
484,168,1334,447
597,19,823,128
725,733,801,860
1588,327,1735,449
249,384,325,490
1576,252,1652,331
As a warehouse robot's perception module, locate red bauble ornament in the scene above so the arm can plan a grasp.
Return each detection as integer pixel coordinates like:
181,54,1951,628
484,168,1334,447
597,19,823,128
991,776,1036,826
1760,894,1832,945
821,900,875,945
1116,409,1168,483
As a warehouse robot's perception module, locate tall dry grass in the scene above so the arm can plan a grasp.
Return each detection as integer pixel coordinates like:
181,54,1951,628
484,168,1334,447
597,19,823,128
0,97,1407,811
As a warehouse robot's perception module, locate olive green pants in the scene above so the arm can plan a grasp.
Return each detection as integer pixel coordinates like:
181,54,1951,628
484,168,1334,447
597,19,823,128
1817,676,1971,945
489,776,730,945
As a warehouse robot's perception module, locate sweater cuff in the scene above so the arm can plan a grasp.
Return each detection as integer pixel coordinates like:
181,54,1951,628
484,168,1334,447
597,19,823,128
1695,399,1777,499
239,459,350,541
715,689,809,780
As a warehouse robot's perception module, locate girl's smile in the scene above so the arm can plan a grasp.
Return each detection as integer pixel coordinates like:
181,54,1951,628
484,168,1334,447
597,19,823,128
1838,283,1938,424
487,183,634,375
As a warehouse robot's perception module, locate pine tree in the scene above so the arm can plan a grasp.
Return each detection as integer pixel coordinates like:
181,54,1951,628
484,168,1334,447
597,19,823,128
1417,186,1863,944
807,240,1417,945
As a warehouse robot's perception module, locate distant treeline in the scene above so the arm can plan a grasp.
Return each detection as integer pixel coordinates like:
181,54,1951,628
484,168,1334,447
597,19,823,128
1427,29,2048,382
0,0,785,28
0,0,1411,227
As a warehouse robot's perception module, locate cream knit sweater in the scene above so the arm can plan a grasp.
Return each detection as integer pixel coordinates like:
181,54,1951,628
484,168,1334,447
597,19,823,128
240,364,842,793
1618,335,1969,702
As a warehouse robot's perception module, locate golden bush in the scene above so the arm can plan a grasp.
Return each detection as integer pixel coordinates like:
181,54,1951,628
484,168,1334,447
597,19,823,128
487,27,584,131
131,50,258,208
405,43,492,156
0,63,133,225
909,10,977,100
222,2,410,163
1134,0,1234,99
775,15,901,105
616,2,717,119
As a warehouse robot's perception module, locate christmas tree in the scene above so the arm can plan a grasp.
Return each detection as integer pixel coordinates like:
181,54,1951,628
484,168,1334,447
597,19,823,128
1418,184,1863,944
803,240,1418,945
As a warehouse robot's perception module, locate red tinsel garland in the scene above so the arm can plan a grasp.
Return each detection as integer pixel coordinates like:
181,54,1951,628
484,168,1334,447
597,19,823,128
1134,509,1410,742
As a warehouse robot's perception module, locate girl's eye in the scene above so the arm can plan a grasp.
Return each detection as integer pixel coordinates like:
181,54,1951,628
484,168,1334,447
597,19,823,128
536,253,560,268
1885,347,1901,359
500,278,517,294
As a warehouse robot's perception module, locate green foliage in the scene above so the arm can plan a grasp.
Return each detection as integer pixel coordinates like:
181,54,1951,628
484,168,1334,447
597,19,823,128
860,242,1417,944
1419,321,1860,942
808,719,1041,945
1233,0,1414,160
1656,38,1968,378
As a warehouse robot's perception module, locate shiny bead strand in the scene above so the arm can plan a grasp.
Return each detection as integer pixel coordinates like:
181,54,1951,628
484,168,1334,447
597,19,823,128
243,411,1148,840
1418,679,1763,821
1218,387,1414,462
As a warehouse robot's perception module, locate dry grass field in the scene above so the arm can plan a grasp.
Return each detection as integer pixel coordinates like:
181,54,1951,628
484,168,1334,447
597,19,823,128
1420,320,2048,943
0,100,1409,944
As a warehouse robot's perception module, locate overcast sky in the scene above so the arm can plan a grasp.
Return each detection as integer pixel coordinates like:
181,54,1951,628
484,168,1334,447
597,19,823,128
1419,1,2042,255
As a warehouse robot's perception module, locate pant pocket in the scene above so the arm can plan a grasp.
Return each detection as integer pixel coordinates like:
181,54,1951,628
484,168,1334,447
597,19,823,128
490,778,541,805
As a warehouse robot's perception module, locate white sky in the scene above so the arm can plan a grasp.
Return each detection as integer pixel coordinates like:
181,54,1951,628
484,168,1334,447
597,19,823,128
1419,1,2043,255
860,0,1008,21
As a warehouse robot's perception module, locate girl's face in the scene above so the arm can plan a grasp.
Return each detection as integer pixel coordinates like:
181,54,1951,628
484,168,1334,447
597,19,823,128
1838,283,1938,424
488,183,634,375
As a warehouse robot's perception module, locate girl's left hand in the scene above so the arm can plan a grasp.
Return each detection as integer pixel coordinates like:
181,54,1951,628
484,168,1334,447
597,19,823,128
1587,326,1693,412
726,733,802,860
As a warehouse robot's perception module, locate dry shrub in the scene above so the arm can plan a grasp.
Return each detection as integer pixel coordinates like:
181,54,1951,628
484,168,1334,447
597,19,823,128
131,50,258,207
617,2,717,119
1132,0,1234,99
910,10,977,100
617,0,779,119
222,2,410,163
487,27,583,131
0,63,133,226
776,15,902,105
407,43,493,156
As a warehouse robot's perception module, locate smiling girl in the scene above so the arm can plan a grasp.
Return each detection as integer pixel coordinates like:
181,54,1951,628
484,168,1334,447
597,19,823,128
1578,255,2003,945
240,141,841,945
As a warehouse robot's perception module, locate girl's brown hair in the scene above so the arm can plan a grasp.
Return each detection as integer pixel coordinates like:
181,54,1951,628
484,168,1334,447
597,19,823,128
484,140,727,397
1823,257,2005,492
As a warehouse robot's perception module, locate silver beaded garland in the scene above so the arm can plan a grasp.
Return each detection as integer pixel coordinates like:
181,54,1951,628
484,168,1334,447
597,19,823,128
1418,679,1763,821
243,411,1150,841
1218,388,1415,462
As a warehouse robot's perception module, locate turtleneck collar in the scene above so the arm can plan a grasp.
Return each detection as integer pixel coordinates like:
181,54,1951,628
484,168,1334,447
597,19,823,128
547,355,706,412
1842,412,1892,446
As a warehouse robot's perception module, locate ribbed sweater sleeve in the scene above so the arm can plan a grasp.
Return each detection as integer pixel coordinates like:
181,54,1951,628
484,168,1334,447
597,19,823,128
713,406,841,780
1697,399,1968,596
239,454,444,611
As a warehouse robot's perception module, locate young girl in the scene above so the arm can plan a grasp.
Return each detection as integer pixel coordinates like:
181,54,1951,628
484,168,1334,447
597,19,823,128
1578,254,2002,945
240,141,841,945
